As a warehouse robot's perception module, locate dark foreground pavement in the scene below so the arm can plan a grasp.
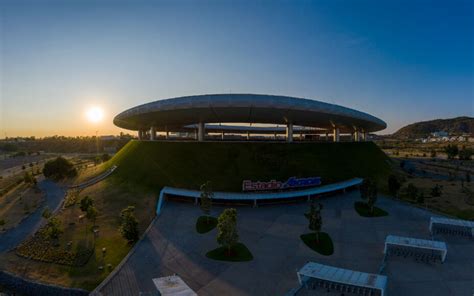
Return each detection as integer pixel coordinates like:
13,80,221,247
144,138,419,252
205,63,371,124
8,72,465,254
95,192,474,296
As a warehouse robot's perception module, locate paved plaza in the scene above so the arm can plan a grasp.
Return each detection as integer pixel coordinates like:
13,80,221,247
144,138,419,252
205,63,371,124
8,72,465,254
97,191,474,296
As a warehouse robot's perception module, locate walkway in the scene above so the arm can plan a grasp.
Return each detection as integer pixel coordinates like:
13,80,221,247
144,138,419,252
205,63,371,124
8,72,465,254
69,165,117,190
94,192,474,296
0,180,65,252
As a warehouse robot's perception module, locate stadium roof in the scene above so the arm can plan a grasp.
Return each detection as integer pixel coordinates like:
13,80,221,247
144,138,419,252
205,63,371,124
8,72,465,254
114,94,386,133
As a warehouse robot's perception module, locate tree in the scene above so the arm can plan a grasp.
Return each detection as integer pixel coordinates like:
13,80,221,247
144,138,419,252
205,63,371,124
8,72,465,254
45,217,63,239
406,183,418,200
367,184,378,214
86,206,98,227
216,208,239,255
388,175,401,197
101,153,111,162
80,195,94,212
360,178,377,213
119,206,139,243
43,157,77,179
24,172,35,185
304,202,323,243
200,181,213,223
459,146,473,160
42,207,52,219
444,144,458,160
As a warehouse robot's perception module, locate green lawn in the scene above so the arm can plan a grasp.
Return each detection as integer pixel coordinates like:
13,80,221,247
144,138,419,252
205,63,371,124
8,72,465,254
206,243,253,262
196,216,218,234
107,140,392,192
300,232,334,256
354,201,389,217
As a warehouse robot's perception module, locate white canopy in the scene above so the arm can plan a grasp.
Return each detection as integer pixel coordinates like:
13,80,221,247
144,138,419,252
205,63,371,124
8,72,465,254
429,216,474,236
297,262,387,296
384,235,447,262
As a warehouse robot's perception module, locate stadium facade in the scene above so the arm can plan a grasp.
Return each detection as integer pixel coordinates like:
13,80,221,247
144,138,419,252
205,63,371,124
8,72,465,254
114,94,386,142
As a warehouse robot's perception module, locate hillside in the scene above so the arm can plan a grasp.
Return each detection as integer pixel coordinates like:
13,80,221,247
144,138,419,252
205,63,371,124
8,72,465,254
393,116,474,139
106,140,392,192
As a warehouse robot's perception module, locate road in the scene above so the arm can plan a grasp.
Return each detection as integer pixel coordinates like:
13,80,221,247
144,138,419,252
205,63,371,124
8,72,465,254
0,180,65,253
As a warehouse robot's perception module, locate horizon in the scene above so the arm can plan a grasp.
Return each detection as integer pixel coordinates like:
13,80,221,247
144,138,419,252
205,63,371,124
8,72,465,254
1,0,473,138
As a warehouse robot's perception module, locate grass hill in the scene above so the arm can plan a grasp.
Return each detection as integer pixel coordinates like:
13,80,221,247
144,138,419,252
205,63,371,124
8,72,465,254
392,116,474,139
107,140,392,192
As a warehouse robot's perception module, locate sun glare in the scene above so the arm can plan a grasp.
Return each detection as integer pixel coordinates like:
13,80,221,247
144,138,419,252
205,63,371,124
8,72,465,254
86,106,104,123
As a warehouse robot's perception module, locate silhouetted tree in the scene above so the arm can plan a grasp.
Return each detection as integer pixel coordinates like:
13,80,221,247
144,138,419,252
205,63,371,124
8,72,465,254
200,181,213,223
444,144,458,160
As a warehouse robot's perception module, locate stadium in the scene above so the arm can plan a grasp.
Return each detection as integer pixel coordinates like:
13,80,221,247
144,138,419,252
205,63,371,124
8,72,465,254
113,93,387,142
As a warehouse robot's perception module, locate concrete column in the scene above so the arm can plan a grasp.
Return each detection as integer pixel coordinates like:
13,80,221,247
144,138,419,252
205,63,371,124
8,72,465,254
221,132,225,140
363,132,368,141
354,129,360,142
138,130,142,140
333,128,340,142
286,123,293,142
166,131,170,140
150,127,156,141
247,131,250,140
325,133,329,141
198,122,205,142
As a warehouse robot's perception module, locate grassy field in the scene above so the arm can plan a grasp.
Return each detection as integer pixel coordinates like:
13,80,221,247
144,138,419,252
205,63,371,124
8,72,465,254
105,140,392,192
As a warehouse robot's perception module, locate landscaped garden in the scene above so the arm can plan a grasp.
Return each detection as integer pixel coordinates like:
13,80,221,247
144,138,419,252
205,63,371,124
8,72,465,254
0,159,156,291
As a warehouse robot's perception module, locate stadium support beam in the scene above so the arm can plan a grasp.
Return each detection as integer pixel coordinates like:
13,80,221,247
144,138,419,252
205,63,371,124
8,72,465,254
150,127,156,141
221,132,225,140
333,128,340,142
286,122,293,142
198,122,205,142
353,129,360,142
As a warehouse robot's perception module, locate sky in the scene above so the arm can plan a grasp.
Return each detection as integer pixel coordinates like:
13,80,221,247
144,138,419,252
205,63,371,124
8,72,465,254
0,0,473,137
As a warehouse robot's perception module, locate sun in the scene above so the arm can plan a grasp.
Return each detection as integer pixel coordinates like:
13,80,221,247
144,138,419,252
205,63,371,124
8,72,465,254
86,106,104,123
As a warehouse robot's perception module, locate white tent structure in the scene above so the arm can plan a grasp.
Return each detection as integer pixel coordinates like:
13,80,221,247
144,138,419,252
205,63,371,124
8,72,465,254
297,262,387,296
384,235,447,263
429,216,474,238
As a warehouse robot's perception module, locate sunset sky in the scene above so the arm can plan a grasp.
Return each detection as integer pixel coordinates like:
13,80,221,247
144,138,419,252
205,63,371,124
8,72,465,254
1,0,473,138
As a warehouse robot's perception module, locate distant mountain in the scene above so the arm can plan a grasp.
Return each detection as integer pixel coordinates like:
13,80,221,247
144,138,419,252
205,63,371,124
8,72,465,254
392,116,474,139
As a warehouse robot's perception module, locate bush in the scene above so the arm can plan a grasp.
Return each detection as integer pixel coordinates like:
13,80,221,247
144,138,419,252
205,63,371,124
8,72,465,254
43,157,77,179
